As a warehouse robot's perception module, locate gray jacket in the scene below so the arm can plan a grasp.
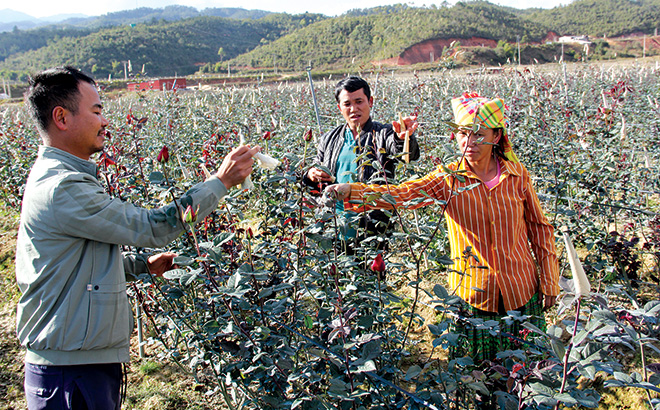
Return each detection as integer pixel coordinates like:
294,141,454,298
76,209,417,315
16,146,227,365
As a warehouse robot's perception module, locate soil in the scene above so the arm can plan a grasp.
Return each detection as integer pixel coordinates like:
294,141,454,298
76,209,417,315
372,34,660,67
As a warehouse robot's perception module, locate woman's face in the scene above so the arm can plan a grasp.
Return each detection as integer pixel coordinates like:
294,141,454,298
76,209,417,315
456,126,501,164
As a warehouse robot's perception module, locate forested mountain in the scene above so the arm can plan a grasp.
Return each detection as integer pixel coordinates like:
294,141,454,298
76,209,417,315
0,13,324,79
0,0,658,80
0,27,93,62
0,6,274,32
58,6,274,29
0,9,87,32
0,6,278,60
523,0,660,38
224,2,549,71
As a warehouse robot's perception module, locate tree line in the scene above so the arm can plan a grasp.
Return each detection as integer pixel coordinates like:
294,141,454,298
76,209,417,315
0,0,658,80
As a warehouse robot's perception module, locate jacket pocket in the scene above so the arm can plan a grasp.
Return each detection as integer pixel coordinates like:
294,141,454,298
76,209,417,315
81,282,130,350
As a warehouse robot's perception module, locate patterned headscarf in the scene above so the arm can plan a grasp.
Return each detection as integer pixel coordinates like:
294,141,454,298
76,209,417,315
450,93,519,162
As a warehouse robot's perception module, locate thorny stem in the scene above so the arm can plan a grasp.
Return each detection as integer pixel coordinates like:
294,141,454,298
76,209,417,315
332,270,355,391
556,297,581,410
173,184,220,292
132,276,208,368
639,339,654,409
161,162,170,186
244,238,269,327
131,126,148,200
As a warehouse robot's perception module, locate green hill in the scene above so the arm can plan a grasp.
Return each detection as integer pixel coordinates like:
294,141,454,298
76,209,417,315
0,13,324,79
522,0,660,37
0,0,659,80
0,6,280,63
223,2,549,71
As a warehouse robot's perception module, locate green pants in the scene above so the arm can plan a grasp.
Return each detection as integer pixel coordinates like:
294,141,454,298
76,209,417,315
450,293,546,362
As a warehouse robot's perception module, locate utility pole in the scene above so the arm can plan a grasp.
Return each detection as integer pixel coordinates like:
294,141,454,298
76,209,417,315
517,35,521,66
643,35,646,58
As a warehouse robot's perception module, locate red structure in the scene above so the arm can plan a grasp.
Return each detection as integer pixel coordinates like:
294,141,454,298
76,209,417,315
127,78,187,91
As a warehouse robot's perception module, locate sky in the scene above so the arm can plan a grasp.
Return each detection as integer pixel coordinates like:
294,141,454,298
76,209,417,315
4,0,568,20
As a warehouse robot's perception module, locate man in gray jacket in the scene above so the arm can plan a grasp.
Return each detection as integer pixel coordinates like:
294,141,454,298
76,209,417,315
16,66,258,409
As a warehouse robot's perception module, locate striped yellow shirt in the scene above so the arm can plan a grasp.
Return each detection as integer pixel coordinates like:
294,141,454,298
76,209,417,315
345,159,560,313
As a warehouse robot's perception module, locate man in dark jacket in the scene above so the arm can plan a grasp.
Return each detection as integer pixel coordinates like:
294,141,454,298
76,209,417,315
304,76,420,252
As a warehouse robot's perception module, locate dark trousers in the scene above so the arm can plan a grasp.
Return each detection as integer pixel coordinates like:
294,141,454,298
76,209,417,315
24,362,122,410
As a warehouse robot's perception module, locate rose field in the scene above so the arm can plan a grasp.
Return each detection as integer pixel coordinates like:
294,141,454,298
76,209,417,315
1,62,659,409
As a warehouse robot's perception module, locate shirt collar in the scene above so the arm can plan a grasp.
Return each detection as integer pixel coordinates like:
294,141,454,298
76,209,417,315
344,117,374,137
456,157,523,179
39,146,99,177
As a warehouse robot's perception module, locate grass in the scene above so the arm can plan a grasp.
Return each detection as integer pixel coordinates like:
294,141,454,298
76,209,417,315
0,205,24,410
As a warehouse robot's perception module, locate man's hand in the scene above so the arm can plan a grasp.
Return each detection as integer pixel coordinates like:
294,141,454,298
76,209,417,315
543,294,557,311
323,183,351,202
307,167,335,184
216,145,260,189
147,252,178,277
392,115,419,140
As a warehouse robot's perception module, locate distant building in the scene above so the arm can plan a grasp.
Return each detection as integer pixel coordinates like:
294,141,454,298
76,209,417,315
127,78,187,91
558,36,592,45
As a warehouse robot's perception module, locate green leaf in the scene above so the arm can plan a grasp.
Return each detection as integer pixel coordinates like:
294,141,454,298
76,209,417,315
468,382,489,396
529,382,554,396
163,268,187,280
355,360,377,373
614,371,633,384
172,256,194,266
550,339,565,360
381,193,397,206
573,329,590,346
433,284,449,298
405,365,422,381
554,393,577,406
148,171,164,183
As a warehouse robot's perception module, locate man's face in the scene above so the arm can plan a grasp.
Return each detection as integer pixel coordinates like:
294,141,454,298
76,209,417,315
337,88,373,134
64,82,109,160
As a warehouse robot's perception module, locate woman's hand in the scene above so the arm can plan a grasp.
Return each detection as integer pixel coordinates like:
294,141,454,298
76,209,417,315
324,183,351,202
543,294,557,311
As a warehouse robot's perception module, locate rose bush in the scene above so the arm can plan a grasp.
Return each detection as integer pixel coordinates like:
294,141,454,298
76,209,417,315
1,63,658,409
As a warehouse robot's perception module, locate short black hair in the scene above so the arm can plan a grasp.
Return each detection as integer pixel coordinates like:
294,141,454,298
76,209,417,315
24,66,96,133
334,76,371,102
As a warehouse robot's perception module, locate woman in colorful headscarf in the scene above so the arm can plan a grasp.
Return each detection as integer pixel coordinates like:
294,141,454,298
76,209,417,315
325,93,559,362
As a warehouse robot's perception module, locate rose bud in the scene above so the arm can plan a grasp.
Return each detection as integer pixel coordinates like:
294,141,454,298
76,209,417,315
157,146,170,163
182,205,199,224
371,253,386,274
303,129,313,142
